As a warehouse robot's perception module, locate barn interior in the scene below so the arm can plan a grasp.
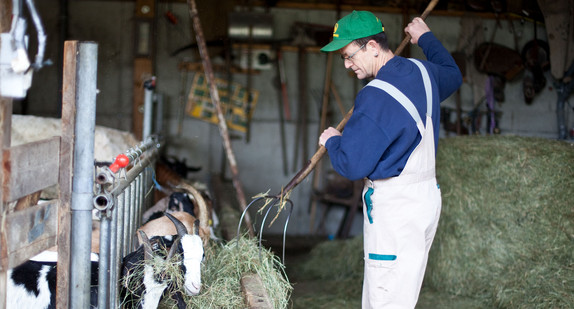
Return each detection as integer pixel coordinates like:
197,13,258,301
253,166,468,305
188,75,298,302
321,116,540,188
0,0,573,308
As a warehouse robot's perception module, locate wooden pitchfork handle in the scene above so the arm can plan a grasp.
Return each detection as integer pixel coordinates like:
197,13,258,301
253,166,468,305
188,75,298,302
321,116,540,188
279,0,440,196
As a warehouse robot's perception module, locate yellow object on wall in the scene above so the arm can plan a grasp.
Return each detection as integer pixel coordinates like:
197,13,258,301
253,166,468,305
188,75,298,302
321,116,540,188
186,73,259,133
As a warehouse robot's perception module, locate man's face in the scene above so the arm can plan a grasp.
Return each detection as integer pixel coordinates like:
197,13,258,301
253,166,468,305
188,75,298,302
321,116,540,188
340,42,372,80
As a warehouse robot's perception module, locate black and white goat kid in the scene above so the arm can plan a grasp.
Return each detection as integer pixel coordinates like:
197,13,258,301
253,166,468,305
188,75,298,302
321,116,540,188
121,213,204,309
6,251,100,309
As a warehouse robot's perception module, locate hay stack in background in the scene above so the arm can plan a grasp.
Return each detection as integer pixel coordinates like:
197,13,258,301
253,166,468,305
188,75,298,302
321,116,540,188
427,136,574,308
289,236,363,308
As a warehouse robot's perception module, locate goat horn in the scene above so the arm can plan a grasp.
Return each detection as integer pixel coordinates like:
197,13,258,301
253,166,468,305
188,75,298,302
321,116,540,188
138,230,154,261
165,213,188,237
167,236,182,260
194,219,200,235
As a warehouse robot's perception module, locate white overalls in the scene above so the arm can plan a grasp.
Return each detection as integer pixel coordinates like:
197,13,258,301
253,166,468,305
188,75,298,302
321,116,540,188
361,59,442,309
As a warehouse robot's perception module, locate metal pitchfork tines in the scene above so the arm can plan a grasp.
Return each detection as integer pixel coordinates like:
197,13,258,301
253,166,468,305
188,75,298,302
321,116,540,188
237,189,294,265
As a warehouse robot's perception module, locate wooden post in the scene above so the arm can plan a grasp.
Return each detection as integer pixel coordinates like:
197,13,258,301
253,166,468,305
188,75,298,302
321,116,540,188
0,0,13,307
57,40,79,309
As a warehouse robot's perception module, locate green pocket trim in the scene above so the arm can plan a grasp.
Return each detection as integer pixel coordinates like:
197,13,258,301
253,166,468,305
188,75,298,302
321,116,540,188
369,253,397,261
364,187,374,224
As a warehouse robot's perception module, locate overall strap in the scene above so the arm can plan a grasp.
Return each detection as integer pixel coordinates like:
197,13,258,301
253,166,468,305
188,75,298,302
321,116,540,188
408,58,433,118
366,59,433,123
367,79,421,123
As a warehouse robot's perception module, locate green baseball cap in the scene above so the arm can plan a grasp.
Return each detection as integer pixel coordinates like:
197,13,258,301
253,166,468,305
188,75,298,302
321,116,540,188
321,11,385,52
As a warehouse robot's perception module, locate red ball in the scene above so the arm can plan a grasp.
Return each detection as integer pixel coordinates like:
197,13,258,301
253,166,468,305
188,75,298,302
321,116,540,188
115,154,130,168
109,163,120,173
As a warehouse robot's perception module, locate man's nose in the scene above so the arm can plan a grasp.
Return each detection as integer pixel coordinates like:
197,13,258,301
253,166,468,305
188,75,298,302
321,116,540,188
344,59,353,69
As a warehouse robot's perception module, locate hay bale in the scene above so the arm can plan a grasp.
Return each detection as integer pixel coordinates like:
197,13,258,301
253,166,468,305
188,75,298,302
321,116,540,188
427,136,574,308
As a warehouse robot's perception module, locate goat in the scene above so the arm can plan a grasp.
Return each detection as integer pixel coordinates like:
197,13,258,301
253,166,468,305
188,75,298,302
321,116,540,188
121,213,204,308
142,192,195,224
153,161,213,242
137,211,197,246
6,252,99,309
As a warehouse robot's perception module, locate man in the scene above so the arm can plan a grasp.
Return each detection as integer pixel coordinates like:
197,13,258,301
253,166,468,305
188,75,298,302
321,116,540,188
319,11,462,308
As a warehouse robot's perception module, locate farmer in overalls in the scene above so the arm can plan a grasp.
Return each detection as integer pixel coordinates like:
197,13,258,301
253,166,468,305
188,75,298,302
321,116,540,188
319,11,462,308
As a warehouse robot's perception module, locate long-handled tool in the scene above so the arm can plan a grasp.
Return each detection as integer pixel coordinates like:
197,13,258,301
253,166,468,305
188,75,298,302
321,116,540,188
238,0,439,235
187,0,254,236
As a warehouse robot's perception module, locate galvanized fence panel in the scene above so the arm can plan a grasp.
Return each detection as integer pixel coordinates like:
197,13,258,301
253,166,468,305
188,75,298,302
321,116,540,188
93,136,161,309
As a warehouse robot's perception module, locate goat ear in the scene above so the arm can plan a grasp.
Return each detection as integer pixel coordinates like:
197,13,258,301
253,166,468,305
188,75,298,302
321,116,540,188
139,230,154,261
165,213,188,236
194,219,200,235
167,236,182,260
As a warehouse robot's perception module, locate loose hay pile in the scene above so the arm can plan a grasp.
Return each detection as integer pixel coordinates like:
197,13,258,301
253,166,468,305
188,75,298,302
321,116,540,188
185,236,292,308
427,136,574,308
124,236,292,308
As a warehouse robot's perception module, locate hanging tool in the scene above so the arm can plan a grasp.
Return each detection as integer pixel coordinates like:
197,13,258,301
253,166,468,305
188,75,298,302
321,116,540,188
309,52,334,232
242,0,440,224
274,45,289,175
186,0,254,236
277,47,291,121
291,46,308,172
330,82,346,117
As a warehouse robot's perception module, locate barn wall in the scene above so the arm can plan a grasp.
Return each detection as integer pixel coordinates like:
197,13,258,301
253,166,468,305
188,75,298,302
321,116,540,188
14,2,569,237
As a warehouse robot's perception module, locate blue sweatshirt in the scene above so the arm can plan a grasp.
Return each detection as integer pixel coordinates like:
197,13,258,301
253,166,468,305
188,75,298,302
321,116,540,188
324,32,462,181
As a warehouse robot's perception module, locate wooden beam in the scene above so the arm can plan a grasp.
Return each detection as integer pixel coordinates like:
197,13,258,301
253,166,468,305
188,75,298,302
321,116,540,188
178,61,261,74
241,272,273,309
0,0,13,306
57,40,79,309
2,137,60,202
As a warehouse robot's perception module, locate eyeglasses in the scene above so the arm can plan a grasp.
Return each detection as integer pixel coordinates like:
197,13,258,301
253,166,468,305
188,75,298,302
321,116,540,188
341,44,366,61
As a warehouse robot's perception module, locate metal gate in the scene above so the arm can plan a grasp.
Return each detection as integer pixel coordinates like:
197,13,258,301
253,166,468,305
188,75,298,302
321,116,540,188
93,135,161,308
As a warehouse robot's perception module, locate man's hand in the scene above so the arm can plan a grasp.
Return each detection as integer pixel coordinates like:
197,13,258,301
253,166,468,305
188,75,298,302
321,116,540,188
319,127,342,146
404,17,431,45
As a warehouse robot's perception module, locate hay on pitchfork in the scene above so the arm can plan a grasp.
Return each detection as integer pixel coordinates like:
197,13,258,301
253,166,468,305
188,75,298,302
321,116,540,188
426,135,574,308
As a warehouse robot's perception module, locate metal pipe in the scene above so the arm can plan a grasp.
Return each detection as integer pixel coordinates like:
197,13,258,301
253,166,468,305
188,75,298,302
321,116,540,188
156,93,164,135
25,0,47,69
97,215,111,309
69,41,98,309
123,187,131,254
109,195,119,309
142,78,155,140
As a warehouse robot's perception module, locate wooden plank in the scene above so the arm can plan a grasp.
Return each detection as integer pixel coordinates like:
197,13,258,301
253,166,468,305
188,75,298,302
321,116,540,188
0,201,58,269
2,137,60,202
1,0,13,307
57,40,78,309
0,99,12,212
241,272,273,309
